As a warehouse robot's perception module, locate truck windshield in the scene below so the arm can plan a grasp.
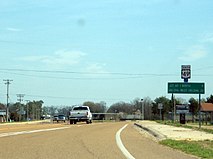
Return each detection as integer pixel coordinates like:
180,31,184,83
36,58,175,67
73,107,88,111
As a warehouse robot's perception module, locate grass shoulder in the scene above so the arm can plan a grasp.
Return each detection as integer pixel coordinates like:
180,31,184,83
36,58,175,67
160,139,213,159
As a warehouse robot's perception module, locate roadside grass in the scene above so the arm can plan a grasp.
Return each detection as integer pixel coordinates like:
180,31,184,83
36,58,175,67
160,139,213,159
156,120,213,134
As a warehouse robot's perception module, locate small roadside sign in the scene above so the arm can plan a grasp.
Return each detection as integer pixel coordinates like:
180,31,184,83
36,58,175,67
0,110,6,116
158,103,163,109
176,105,189,114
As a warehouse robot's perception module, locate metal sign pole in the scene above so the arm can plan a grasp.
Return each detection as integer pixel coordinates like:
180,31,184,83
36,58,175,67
172,93,175,122
158,103,163,120
199,94,201,129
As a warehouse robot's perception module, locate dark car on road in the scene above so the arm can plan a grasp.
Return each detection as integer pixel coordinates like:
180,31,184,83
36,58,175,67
53,115,58,122
57,115,66,123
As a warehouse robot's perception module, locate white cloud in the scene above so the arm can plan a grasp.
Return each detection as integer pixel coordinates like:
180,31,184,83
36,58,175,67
6,27,22,32
178,46,207,62
201,33,213,43
86,63,108,74
21,50,86,67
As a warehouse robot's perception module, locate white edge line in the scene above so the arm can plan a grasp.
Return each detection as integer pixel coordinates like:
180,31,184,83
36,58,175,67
0,127,70,138
116,124,135,159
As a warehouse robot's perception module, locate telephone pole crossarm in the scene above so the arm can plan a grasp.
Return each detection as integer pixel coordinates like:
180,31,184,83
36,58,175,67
17,94,25,103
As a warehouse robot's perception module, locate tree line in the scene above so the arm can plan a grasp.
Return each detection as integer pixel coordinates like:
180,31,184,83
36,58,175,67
0,100,43,121
0,94,213,122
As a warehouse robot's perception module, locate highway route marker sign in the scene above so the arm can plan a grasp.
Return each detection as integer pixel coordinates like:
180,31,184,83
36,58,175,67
181,65,191,79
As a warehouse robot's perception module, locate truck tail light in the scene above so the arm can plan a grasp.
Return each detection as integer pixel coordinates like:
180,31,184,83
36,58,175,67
86,112,88,115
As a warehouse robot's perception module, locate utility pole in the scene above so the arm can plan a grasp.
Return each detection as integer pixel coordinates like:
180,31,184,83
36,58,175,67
17,94,25,121
140,99,144,120
25,100,30,121
17,94,25,103
3,79,13,122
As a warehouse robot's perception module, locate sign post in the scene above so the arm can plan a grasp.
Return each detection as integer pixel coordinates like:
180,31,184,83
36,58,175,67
168,65,205,127
199,94,201,128
158,103,163,120
172,94,175,122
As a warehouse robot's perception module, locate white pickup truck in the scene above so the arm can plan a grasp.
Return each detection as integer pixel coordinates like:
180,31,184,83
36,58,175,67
69,106,92,124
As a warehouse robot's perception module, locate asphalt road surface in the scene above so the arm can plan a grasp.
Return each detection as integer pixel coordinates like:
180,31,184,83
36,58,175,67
0,122,197,159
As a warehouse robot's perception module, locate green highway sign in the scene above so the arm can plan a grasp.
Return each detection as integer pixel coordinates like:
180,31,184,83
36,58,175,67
168,82,205,94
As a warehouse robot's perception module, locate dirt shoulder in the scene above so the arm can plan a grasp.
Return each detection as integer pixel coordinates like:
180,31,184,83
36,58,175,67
135,120,213,141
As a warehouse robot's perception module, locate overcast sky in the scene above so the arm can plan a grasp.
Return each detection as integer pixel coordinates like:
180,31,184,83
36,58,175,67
0,0,213,107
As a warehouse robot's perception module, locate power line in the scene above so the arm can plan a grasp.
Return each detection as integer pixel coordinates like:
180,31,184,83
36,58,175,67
194,65,213,71
0,71,147,80
1,68,213,81
1,92,131,102
5,93,130,102
1,68,213,76
0,68,179,76
24,94,127,101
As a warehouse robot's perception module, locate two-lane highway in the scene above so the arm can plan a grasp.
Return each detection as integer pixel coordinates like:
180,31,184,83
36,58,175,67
0,122,196,159
0,122,126,159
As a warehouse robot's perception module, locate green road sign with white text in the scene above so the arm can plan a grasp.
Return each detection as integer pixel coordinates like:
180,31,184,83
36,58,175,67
168,82,205,94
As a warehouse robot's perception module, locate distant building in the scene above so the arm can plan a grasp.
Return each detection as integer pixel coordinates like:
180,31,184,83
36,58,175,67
0,109,6,123
201,103,213,124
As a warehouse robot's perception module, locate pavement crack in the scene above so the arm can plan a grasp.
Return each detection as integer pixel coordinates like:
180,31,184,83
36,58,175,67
79,138,99,159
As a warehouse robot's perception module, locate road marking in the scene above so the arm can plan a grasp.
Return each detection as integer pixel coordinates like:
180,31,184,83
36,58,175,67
116,124,135,159
0,127,70,138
